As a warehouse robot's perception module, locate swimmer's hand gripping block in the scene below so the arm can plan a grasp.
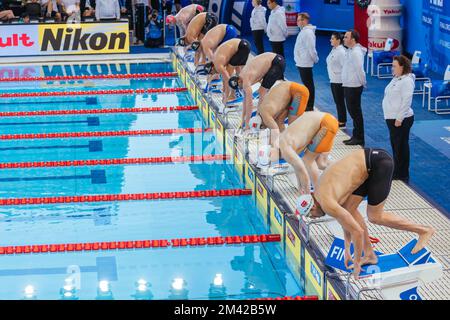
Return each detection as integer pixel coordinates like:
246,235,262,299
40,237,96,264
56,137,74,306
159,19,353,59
325,238,443,300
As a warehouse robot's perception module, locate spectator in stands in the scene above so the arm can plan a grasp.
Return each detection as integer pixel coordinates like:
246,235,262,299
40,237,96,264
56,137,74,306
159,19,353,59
326,32,347,128
19,11,30,22
118,0,127,15
250,0,266,55
80,0,95,19
59,0,81,22
266,0,287,58
342,29,367,146
0,0,15,21
42,0,62,21
24,0,41,19
383,55,415,183
294,12,318,112
95,0,120,21
145,8,163,47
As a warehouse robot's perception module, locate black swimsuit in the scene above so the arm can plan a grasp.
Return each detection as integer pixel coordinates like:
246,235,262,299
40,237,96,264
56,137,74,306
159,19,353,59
261,54,286,89
200,13,218,35
352,148,394,206
229,39,251,66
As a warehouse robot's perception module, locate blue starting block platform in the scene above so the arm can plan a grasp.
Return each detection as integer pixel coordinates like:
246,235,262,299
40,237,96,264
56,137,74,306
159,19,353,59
325,237,442,300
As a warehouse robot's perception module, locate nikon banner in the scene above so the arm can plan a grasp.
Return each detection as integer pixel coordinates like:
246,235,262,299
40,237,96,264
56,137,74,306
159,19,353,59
0,22,129,56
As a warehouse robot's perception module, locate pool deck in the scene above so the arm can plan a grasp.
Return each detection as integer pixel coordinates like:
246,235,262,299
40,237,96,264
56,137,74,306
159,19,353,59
175,48,450,300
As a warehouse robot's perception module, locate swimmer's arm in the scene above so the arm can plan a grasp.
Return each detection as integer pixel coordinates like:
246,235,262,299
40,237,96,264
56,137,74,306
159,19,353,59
242,84,254,128
343,228,353,269
281,145,311,194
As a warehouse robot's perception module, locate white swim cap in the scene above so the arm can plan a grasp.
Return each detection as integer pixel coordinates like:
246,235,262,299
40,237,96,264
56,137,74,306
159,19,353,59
295,194,314,217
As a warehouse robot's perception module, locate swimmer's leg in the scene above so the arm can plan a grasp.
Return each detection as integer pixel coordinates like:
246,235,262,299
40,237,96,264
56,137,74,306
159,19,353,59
223,65,236,103
316,152,330,170
343,195,378,266
321,200,365,279
274,109,288,133
367,201,435,254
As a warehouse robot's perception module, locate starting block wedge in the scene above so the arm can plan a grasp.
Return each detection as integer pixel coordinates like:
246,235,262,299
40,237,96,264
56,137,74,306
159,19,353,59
325,237,443,300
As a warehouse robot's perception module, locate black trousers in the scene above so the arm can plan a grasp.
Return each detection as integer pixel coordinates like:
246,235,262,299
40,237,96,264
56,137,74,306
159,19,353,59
386,115,414,181
252,30,265,55
331,83,346,123
270,41,285,58
135,3,146,42
343,86,364,141
298,67,315,111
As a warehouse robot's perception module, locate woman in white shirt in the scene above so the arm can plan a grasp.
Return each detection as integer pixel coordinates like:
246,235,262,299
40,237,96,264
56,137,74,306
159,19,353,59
250,0,266,55
326,32,347,127
382,55,415,182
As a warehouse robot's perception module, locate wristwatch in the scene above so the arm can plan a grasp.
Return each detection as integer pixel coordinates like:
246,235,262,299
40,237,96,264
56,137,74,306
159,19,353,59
356,0,371,9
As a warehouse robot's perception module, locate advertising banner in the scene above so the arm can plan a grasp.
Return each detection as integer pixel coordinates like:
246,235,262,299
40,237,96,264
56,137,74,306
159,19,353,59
0,22,129,57
422,0,450,73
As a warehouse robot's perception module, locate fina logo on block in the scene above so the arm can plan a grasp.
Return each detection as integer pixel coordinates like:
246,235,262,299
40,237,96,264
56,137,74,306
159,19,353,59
400,286,422,301
274,206,282,226
309,259,322,287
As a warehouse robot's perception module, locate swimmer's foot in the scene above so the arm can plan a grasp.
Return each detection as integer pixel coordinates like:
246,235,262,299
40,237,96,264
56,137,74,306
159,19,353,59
411,227,435,254
360,253,378,266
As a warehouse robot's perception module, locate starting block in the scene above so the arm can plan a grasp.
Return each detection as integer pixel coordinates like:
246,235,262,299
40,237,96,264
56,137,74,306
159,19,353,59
325,237,443,300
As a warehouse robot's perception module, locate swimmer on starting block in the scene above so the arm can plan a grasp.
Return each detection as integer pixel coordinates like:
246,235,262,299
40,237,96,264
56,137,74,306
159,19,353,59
259,111,337,194
195,24,238,65
201,39,251,104
310,148,435,279
165,4,204,38
177,12,218,65
228,53,286,130
250,81,310,145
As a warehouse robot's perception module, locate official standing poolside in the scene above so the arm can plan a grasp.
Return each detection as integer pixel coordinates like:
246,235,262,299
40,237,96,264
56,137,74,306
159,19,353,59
383,55,415,183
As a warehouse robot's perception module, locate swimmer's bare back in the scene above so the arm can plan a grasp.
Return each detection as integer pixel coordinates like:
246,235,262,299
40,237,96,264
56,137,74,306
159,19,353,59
213,39,241,68
186,13,207,43
315,149,368,208
259,81,292,119
280,111,325,153
240,53,277,85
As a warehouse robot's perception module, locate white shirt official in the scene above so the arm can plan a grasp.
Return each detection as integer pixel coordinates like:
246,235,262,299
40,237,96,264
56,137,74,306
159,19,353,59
250,5,267,31
267,5,287,42
326,44,346,84
382,73,415,121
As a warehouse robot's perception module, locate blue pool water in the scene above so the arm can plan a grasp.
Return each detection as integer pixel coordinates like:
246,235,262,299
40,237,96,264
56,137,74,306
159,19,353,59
0,61,304,300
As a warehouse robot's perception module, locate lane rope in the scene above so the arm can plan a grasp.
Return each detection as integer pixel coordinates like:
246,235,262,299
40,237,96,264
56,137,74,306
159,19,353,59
0,189,253,206
0,127,210,140
0,155,230,169
0,87,187,98
0,72,178,82
0,234,280,256
0,105,198,117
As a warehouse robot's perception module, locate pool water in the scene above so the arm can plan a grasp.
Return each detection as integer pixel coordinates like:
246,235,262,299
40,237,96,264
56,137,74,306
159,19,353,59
0,60,304,300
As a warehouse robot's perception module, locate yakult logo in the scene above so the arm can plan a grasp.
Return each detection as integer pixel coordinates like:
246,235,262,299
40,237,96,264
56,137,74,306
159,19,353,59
368,38,400,50
0,34,34,48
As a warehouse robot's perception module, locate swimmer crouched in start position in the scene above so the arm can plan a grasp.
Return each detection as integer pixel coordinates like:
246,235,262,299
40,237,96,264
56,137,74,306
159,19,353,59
202,38,251,104
196,24,238,65
259,111,338,197
228,52,286,129
165,4,204,38
177,12,218,65
251,80,310,147
309,148,435,279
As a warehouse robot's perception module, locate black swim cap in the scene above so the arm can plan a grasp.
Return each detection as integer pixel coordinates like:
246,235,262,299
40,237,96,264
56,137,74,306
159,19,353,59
228,75,240,90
